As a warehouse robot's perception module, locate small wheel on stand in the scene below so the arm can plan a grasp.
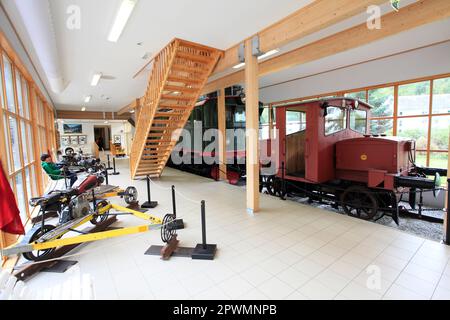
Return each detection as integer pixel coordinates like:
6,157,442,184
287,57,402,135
91,200,110,225
341,186,379,220
124,186,138,204
22,225,57,261
161,214,176,243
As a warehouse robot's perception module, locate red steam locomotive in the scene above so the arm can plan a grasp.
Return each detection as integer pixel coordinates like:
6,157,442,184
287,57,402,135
260,97,446,224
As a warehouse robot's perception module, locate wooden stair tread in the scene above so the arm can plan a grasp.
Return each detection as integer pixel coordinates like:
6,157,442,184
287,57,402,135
176,51,214,63
167,75,202,84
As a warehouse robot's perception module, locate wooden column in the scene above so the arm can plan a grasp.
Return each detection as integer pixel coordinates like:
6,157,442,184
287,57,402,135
245,39,260,213
218,88,227,180
268,103,274,140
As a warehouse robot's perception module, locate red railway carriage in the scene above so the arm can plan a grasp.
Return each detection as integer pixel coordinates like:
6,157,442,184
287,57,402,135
261,97,444,224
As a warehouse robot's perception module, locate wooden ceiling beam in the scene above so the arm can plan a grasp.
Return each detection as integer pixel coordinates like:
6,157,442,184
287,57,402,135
211,0,389,76
56,110,129,120
117,97,142,115
202,0,450,94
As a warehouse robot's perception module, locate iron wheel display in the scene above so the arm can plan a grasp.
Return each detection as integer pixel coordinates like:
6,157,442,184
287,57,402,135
90,200,109,225
124,186,138,204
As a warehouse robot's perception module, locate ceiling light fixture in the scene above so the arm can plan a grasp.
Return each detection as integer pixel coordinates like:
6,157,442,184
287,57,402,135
81,106,86,112
130,110,135,113
232,49,280,69
258,49,280,60
91,73,102,86
107,0,138,42
232,62,245,69
84,95,92,103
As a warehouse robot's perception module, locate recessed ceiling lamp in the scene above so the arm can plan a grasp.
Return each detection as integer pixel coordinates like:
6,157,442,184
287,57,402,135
107,0,138,42
91,73,102,86
84,95,91,103
130,109,135,113
81,106,86,111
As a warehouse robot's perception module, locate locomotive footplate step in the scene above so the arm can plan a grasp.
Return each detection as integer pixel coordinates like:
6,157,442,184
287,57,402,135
41,260,78,273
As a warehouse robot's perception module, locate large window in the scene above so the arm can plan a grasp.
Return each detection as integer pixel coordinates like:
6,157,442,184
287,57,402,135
273,74,450,168
0,40,56,242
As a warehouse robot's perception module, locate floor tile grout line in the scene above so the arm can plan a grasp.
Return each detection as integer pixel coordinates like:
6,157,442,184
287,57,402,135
379,239,432,299
429,253,450,299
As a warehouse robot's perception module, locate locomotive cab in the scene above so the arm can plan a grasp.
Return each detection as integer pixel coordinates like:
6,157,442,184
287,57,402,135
275,97,371,184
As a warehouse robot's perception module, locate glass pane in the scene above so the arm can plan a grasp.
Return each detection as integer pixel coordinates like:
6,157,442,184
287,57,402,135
27,123,34,161
9,116,22,171
15,173,27,221
3,115,11,171
15,70,23,116
22,79,30,119
368,87,394,117
429,152,448,169
286,110,307,135
345,91,367,102
430,116,449,151
370,119,393,135
25,167,32,207
350,110,367,134
3,55,15,113
0,56,4,109
398,81,430,116
432,77,450,114
21,120,28,164
397,117,429,150
30,164,37,197
325,107,346,135
414,151,427,167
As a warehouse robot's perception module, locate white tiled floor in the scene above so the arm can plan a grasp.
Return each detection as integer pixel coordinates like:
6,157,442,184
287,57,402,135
23,158,450,300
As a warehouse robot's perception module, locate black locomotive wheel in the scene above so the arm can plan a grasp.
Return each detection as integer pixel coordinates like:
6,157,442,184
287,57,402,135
260,175,272,193
124,186,138,204
22,225,57,261
271,177,287,198
90,200,109,225
341,186,379,220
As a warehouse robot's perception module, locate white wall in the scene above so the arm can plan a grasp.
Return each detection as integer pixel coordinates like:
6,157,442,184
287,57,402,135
57,120,129,156
0,3,53,105
260,41,450,103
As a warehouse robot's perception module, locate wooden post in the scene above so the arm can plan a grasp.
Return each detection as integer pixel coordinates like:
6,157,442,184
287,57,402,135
218,88,227,180
444,132,450,244
268,103,274,140
245,39,260,213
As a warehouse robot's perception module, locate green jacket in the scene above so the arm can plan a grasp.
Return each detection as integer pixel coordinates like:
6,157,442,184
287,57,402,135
41,162,63,180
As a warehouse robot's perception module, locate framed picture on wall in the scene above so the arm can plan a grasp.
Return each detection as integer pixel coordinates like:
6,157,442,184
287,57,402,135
70,135,79,145
64,124,82,134
113,135,121,144
61,136,70,146
78,135,87,145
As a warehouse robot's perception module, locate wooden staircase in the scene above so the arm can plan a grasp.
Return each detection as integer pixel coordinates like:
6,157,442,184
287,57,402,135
130,39,223,178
